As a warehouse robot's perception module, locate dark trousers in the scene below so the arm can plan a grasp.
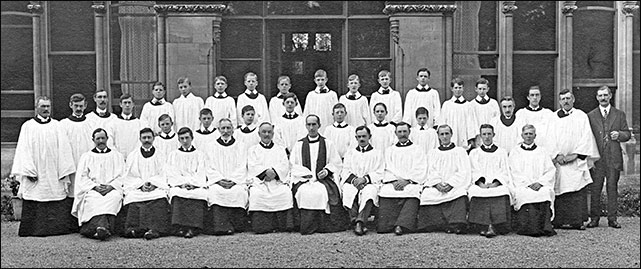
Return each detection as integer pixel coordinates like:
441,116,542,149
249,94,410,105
80,214,116,238
377,197,419,233
514,202,556,237
349,198,375,224
124,198,172,235
250,210,295,234
298,205,349,235
589,166,620,221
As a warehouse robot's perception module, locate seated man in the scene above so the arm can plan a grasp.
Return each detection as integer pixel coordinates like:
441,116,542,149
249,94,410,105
247,122,294,234
418,125,471,234
509,124,557,237
121,128,171,240
341,126,384,236
165,127,210,238
72,128,125,240
467,124,512,238
290,115,348,235
377,122,426,235
205,118,250,235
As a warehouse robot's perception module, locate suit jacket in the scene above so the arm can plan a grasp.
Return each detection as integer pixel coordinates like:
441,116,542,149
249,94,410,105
588,106,631,170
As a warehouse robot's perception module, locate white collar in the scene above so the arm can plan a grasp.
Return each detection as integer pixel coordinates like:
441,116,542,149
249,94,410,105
214,92,228,98
378,87,393,94
141,145,153,152
307,135,320,142
159,130,175,138
96,107,108,114
522,142,535,149
314,86,330,93
36,114,50,122
152,98,166,104
201,125,214,132
475,95,489,102
601,104,611,114
416,84,430,90
346,92,361,98
245,89,258,95
333,122,347,128
179,92,193,98
121,113,132,120
452,96,465,102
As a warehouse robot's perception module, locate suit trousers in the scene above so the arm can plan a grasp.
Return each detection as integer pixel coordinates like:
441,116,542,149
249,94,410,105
590,165,620,221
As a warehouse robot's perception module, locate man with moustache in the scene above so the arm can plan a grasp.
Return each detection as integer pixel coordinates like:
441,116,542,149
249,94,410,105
11,96,77,236
86,89,117,148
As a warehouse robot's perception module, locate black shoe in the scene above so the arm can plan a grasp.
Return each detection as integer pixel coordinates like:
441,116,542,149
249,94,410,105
184,229,195,238
144,230,160,240
124,228,138,238
485,225,496,238
394,226,403,235
95,227,110,241
608,220,621,229
479,229,487,236
175,229,186,237
574,224,586,230
587,219,599,228
354,222,364,236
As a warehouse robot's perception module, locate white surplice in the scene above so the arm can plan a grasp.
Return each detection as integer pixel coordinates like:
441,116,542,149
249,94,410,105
409,126,439,157
420,145,471,205
173,92,204,131
402,86,441,127
340,146,384,212
122,147,169,205
339,93,371,128
268,94,303,123
165,147,210,202
154,131,180,159
72,148,125,225
515,106,555,151
367,121,397,156
469,97,500,130
59,115,94,197
509,143,556,211
303,89,339,133
439,97,478,148
235,125,260,154
273,113,307,153
205,137,249,208
467,145,512,200
236,91,271,125
369,87,403,124
289,137,342,213
549,108,600,195
488,115,525,154
108,115,149,161
322,123,356,159
86,110,118,148
204,94,238,128
12,118,76,201
247,142,293,212
379,142,427,199
192,126,221,150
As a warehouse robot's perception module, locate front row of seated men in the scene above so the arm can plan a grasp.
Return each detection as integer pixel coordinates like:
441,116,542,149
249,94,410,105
68,112,557,240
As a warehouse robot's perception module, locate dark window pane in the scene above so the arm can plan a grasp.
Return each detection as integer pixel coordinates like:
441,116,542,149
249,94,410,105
50,1,94,51
453,54,497,70
573,9,614,79
348,19,389,58
513,1,556,51
1,94,34,110
573,86,616,113
221,19,262,58
576,1,614,8
0,1,28,12
1,28,33,90
513,55,556,111
634,52,639,128
220,60,262,98
1,1,31,25
227,1,262,16
1,118,30,142
634,9,639,51
478,1,497,51
267,1,343,15
454,1,496,52
347,60,391,97
50,55,96,119
348,1,384,15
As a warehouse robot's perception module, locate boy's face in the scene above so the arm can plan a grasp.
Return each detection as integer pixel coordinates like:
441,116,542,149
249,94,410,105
283,98,297,113
178,82,191,96
378,75,391,88
374,105,387,122
245,75,258,90
314,76,327,88
416,71,430,86
333,108,346,123
480,127,494,146
416,114,428,127
452,83,464,97
475,83,489,97
152,85,165,99
159,118,173,133
215,80,227,93
120,98,134,115
242,110,255,125
277,79,291,94
178,133,192,148
347,80,360,93
200,113,213,128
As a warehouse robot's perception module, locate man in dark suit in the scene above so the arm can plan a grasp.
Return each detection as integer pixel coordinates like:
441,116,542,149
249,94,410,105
587,86,631,229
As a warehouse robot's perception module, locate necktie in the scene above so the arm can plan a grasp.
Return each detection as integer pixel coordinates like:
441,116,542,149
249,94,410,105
346,94,356,100
246,92,258,99
454,98,466,104
320,88,328,94
603,109,608,120
420,126,425,130
381,88,390,94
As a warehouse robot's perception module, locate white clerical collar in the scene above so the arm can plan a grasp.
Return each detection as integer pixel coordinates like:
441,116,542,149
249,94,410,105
160,130,175,138
307,135,320,142
179,92,193,98
475,95,489,102
601,104,611,116
245,89,258,95
333,122,347,128
522,142,535,149
378,87,393,94
141,145,153,152
96,107,108,114
152,98,166,105
452,96,465,102
221,136,232,143
416,84,429,90
481,143,495,149
563,107,574,115
529,105,540,110
201,125,214,133
121,113,132,120
214,92,228,98
276,92,286,98
72,113,83,118
97,147,108,153
36,114,50,122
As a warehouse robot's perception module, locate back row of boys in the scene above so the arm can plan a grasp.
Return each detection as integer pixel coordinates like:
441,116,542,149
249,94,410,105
68,67,555,164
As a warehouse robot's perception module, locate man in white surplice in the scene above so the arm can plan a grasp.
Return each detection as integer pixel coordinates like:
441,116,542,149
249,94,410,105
377,122,426,235
438,78,477,151
121,127,171,240
247,122,294,234
488,96,525,154
340,126,384,236
549,89,599,230
12,96,77,237
72,128,125,240
514,85,555,150
418,124,471,234
467,124,512,238
205,118,251,235
289,114,347,234
172,77,204,131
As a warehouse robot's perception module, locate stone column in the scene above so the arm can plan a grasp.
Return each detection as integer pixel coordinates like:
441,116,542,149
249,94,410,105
155,9,167,87
28,1,46,98
558,1,577,109
383,3,457,104
498,1,516,99
92,1,107,95
618,1,639,174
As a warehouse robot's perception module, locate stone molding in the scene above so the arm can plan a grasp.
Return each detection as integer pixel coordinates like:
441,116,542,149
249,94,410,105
27,1,43,14
622,2,639,16
383,4,457,15
561,2,578,14
92,1,107,14
153,4,227,14
501,1,517,14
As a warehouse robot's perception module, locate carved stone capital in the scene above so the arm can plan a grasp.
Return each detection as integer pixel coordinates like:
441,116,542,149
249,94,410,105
92,1,107,14
622,2,639,16
389,19,399,44
153,4,228,14
27,1,43,14
501,1,517,14
561,1,578,14
383,4,457,15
